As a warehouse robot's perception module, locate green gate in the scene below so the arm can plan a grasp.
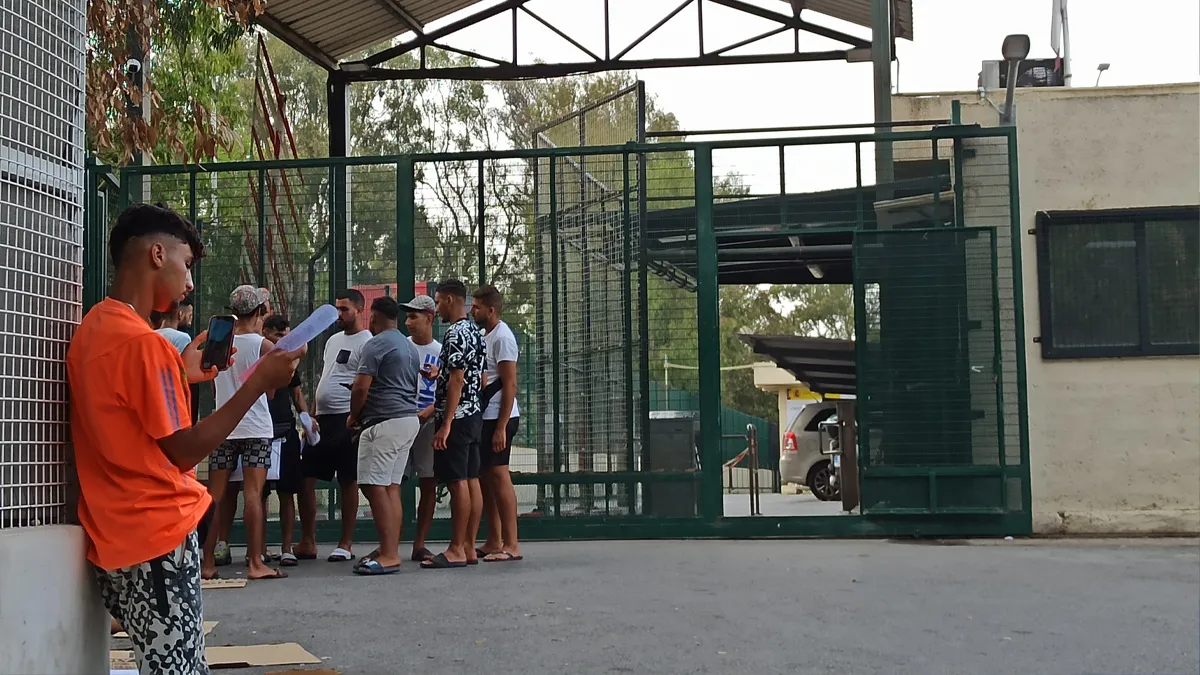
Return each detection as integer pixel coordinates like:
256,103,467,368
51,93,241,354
854,227,1011,514
84,124,1031,539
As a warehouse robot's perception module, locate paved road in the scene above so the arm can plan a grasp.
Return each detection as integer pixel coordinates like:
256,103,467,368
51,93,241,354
201,539,1199,675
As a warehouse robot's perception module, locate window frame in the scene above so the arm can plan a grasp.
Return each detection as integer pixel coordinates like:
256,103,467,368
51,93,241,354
1035,205,1200,360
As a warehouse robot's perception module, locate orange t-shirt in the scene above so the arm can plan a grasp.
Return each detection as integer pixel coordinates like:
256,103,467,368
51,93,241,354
68,298,212,570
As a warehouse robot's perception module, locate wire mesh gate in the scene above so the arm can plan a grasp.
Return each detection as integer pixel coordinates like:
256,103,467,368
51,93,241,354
84,124,1032,539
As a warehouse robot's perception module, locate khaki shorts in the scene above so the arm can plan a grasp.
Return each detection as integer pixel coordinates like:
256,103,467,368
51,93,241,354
356,417,420,487
409,420,435,479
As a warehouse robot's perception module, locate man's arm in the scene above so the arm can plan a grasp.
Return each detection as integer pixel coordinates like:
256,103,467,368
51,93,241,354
260,337,276,399
441,369,465,430
156,348,304,470
495,360,517,428
347,373,372,428
292,386,310,416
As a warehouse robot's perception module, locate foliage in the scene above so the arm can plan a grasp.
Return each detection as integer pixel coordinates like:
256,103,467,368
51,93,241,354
86,0,261,165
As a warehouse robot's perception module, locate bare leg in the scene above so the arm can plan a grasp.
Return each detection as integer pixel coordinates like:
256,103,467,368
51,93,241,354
217,483,240,544
479,471,502,552
489,466,521,558
279,492,296,555
412,477,437,557
242,468,277,579
466,477,483,563
296,477,318,557
202,469,231,579
441,480,470,563
338,479,358,552
360,484,400,568
388,484,403,546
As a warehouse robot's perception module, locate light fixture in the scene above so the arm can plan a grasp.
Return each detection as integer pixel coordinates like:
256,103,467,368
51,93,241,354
1000,34,1031,125
1095,62,1111,86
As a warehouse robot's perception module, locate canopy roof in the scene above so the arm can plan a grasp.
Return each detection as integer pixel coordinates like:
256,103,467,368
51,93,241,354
258,0,914,77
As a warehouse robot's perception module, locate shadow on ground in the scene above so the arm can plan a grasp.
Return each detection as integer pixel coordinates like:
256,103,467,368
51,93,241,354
202,539,1200,675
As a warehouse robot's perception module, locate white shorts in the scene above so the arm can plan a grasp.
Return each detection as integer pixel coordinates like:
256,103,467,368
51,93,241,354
409,420,435,480
357,417,420,487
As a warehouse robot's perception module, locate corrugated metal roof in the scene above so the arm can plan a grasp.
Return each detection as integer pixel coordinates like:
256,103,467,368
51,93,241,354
262,0,485,62
789,0,914,41
261,0,912,67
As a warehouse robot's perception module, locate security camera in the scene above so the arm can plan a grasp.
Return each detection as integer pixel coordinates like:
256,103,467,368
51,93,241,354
125,58,142,75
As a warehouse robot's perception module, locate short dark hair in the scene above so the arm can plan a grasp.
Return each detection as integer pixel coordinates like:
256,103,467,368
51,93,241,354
472,285,504,313
435,278,467,300
371,296,400,321
263,314,290,333
180,294,194,307
109,203,204,267
149,310,169,328
336,288,365,309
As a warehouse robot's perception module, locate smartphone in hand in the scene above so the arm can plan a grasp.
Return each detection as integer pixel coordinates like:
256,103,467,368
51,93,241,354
201,315,236,371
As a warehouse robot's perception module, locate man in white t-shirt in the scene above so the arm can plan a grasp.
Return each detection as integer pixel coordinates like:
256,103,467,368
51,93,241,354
400,294,441,563
469,285,522,562
295,288,373,563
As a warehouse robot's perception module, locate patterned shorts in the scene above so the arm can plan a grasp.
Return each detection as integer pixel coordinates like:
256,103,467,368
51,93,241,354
210,437,272,471
95,531,208,675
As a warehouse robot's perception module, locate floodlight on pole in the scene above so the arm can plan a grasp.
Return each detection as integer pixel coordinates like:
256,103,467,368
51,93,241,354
1000,34,1030,126
1095,63,1111,86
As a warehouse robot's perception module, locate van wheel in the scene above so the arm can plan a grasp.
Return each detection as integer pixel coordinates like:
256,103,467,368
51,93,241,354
807,461,839,502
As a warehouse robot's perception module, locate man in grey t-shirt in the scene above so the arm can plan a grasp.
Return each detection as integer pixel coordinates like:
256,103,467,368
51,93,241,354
347,296,420,575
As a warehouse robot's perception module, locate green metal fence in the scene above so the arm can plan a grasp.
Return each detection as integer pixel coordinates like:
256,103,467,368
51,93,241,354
84,123,1031,539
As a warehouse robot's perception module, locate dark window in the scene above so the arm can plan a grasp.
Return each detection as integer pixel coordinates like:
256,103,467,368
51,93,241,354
803,406,837,432
1036,207,1199,359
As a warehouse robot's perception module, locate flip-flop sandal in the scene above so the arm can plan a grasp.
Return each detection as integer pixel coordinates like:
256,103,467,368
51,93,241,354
293,550,318,560
354,549,382,570
467,558,479,566
475,547,501,558
484,552,524,563
250,569,288,580
327,548,355,562
411,547,434,562
201,572,221,581
280,553,299,567
354,560,400,576
421,553,468,570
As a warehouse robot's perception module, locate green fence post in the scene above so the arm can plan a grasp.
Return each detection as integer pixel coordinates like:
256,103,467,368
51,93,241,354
693,144,722,521
83,159,99,310
477,158,486,285
1006,130,1033,528
189,171,201,327
548,156,562,518
257,168,267,286
621,151,636,510
397,157,417,526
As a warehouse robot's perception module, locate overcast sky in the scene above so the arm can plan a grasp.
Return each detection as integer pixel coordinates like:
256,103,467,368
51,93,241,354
418,0,1198,191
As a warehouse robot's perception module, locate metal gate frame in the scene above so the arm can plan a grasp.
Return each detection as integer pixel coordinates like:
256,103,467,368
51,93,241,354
84,125,1031,540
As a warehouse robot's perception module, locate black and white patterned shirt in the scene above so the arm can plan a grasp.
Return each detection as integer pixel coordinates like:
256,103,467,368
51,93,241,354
434,317,486,420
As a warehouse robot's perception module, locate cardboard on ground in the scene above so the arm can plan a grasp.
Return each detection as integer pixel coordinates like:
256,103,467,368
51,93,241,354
111,642,320,670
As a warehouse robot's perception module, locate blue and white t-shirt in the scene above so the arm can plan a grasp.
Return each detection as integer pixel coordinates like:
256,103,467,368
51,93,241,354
410,337,441,410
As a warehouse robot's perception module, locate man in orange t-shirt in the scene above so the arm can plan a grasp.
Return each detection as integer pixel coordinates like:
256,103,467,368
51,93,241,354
68,203,304,675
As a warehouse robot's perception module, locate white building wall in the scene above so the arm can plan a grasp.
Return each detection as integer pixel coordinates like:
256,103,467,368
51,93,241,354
894,84,1200,534
0,0,107,671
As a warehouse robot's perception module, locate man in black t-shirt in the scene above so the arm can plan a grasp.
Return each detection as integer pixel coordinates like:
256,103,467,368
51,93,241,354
263,315,313,567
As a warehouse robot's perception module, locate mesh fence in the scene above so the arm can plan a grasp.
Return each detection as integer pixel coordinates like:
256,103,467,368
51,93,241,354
0,0,86,528
85,125,1030,527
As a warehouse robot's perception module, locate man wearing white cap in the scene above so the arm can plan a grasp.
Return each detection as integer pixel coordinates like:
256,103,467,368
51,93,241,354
399,294,441,562
201,285,288,581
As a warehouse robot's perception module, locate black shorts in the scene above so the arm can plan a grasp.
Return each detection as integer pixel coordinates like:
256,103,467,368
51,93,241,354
433,412,482,484
302,413,357,484
479,417,520,469
271,430,303,494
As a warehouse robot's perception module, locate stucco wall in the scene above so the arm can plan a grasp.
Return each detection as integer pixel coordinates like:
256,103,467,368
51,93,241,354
0,526,108,673
894,84,1200,534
